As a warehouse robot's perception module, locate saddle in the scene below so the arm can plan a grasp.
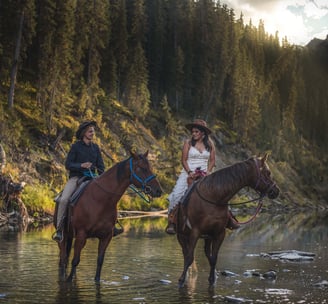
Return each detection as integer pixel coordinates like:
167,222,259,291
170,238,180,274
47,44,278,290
69,179,92,206
53,176,92,206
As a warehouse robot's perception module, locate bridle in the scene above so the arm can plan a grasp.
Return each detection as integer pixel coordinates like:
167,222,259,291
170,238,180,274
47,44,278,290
129,157,156,195
193,157,277,208
91,156,157,201
253,158,277,198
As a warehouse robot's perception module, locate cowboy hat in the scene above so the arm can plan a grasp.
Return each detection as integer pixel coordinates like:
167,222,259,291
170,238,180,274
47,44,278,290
185,119,212,135
76,121,97,139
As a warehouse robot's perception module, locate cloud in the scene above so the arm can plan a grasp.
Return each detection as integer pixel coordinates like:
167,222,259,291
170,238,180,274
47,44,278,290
221,0,328,45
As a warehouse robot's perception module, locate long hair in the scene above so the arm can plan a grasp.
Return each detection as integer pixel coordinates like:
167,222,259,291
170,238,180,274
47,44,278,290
190,126,212,151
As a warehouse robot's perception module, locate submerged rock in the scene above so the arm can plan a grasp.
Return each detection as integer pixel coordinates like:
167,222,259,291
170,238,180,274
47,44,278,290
159,279,172,284
243,269,261,277
224,295,252,303
220,270,239,277
313,280,328,288
262,270,277,280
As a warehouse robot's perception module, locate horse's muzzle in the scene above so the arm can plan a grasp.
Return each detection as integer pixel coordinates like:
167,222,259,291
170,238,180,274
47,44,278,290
267,185,280,199
145,185,162,197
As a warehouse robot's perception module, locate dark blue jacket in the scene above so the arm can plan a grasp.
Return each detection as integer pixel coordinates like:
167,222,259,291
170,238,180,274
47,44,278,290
65,141,105,178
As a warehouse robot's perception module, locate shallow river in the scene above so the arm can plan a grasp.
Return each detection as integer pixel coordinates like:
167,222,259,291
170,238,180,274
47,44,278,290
0,211,327,303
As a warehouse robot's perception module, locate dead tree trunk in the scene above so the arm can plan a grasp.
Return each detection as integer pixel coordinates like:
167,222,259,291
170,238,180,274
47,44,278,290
8,11,25,109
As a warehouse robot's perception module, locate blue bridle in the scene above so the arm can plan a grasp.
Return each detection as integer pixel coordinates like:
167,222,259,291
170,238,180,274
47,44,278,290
129,157,156,194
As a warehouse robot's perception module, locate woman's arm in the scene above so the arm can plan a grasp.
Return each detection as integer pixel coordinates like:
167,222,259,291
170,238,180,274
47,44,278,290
181,140,192,174
207,140,216,173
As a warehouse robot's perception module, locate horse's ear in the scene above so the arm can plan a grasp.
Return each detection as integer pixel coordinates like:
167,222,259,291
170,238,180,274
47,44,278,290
143,150,149,158
130,150,138,159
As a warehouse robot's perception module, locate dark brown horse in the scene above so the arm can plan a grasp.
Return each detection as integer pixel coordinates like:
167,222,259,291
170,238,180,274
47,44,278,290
56,151,162,282
176,154,280,287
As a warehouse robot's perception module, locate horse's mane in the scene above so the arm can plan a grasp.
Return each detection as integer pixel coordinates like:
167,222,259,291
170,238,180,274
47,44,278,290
116,158,129,182
201,157,255,193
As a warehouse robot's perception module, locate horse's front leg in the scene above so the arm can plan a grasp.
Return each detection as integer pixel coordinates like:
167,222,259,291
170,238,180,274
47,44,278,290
177,232,198,288
66,233,87,282
58,236,71,279
204,230,225,285
95,236,112,282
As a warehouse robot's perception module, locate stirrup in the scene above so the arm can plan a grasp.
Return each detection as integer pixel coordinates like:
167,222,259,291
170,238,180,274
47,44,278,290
113,226,124,237
165,223,176,235
226,217,240,230
113,220,124,237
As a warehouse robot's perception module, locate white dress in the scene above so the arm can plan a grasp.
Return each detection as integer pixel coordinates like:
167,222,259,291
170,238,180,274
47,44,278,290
168,146,210,211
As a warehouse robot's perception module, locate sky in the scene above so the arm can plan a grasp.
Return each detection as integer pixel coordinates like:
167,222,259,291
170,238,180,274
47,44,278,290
221,0,328,45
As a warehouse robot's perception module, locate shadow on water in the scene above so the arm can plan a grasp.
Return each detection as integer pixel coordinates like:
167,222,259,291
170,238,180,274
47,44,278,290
0,210,327,303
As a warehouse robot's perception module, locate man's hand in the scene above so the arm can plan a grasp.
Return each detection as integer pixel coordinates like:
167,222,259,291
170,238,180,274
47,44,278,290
81,162,92,169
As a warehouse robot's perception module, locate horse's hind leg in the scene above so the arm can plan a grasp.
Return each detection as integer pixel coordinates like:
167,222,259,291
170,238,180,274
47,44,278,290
66,235,87,282
95,236,112,282
204,231,225,285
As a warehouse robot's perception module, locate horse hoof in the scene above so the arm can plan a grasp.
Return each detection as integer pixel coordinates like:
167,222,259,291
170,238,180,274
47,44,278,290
178,281,185,288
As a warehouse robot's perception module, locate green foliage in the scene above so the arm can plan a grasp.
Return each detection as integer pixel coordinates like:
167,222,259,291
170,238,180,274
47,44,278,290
117,193,168,211
21,184,55,215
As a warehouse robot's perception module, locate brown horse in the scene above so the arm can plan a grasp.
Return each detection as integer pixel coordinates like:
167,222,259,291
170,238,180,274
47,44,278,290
56,151,162,282
176,154,280,287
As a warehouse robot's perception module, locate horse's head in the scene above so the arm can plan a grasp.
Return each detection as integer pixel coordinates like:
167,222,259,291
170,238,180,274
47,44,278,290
253,154,280,199
129,151,162,197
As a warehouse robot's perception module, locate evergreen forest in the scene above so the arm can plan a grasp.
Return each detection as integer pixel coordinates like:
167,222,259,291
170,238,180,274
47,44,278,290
0,0,327,213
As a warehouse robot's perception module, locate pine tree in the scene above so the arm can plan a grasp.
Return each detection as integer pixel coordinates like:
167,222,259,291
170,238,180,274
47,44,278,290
36,0,75,133
124,0,150,120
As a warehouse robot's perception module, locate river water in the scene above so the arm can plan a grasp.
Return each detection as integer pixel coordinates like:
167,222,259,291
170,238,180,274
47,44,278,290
0,211,327,303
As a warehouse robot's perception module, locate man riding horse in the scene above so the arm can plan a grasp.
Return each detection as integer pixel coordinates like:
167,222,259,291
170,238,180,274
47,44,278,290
53,121,122,242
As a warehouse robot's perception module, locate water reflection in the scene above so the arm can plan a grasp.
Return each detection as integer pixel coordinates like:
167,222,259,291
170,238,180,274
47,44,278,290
0,211,327,303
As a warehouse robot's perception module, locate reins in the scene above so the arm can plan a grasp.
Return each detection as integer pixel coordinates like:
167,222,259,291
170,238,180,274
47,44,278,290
194,184,264,225
128,185,152,203
194,182,264,206
90,159,155,204
235,200,263,225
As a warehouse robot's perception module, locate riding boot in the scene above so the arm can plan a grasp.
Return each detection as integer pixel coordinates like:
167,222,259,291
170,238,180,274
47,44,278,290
113,220,124,237
52,229,63,242
52,217,64,242
226,210,240,230
165,206,177,235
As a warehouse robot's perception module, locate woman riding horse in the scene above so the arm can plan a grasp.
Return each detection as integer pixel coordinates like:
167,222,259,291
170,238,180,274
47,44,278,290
175,154,280,287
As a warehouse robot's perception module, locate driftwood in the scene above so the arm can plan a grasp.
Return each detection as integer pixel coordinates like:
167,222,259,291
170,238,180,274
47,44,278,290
261,250,315,261
117,209,167,220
